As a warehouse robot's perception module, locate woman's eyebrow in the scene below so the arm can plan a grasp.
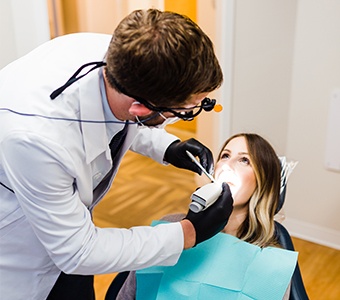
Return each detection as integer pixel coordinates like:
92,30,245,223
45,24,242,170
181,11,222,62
221,149,249,156
238,151,249,155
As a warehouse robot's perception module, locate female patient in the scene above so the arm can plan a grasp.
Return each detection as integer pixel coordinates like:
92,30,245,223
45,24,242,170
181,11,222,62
114,133,290,299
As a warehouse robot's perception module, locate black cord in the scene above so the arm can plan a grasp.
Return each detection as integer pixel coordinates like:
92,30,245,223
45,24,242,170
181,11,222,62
50,61,106,100
0,107,160,125
0,182,14,193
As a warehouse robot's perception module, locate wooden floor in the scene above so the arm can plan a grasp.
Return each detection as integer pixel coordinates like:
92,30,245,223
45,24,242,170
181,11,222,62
92,127,340,300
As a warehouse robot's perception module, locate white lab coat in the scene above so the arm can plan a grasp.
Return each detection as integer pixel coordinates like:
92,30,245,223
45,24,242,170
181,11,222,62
0,33,183,299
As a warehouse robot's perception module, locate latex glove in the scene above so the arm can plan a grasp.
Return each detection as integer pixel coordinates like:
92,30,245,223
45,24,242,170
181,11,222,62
185,183,233,246
164,138,213,175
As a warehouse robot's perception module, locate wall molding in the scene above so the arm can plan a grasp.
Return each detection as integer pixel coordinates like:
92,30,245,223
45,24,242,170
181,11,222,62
283,217,340,250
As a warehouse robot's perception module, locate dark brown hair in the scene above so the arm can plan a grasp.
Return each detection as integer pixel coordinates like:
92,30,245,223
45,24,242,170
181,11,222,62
105,9,223,107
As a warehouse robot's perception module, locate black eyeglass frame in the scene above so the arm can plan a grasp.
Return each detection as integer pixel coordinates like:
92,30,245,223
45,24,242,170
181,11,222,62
135,96,216,121
110,76,216,121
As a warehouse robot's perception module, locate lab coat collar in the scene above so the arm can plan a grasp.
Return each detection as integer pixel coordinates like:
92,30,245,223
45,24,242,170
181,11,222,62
79,70,111,164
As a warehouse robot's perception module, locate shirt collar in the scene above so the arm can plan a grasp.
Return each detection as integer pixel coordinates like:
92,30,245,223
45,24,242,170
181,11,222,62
99,69,126,139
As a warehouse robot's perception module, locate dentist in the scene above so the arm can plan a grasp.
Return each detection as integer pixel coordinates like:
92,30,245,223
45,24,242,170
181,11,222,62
0,9,233,300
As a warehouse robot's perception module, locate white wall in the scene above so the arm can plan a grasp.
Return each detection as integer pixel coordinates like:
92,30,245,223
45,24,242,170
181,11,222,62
196,0,235,156
231,0,296,154
197,0,340,249
76,0,164,34
196,0,225,156
0,0,50,69
284,0,340,248
0,0,17,68
197,0,296,155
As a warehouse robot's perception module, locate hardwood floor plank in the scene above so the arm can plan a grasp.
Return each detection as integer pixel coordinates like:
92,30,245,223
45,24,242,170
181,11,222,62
292,237,340,299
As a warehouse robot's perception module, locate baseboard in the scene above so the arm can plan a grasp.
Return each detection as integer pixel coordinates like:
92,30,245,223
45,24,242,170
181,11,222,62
283,217,340,250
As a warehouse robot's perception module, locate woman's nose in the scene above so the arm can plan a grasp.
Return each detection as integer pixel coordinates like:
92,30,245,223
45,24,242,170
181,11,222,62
221,162,233,171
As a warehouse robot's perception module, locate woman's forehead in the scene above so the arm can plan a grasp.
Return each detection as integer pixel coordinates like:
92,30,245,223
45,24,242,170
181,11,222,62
224,136,248,152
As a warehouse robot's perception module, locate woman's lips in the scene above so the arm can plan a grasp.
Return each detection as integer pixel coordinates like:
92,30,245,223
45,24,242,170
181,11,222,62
216,172,238,196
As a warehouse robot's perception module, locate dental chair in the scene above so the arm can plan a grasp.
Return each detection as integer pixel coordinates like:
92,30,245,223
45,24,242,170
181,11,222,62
274,221,309,299
105,185,309,300
273,186,309,299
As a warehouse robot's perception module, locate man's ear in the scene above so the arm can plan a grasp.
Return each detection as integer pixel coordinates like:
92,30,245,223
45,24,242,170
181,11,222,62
129,101,153,116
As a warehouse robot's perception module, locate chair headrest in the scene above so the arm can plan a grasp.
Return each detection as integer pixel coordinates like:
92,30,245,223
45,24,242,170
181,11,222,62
276,157,298,214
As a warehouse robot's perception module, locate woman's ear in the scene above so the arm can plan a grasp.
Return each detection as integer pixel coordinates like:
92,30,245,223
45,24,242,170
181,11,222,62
128,101,153,116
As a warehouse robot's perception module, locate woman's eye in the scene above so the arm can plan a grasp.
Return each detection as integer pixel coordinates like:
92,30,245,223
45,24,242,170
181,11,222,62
240,157,250,165
220,153,230,160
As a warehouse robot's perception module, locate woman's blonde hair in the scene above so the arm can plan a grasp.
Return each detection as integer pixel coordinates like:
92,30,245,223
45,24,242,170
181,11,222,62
218,133,281,247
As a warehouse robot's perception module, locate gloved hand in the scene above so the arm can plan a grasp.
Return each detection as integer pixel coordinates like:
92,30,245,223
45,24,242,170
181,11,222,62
184,183,233,246
164,138,213,175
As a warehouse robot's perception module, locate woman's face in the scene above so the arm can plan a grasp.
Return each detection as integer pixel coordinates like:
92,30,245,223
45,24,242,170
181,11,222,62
215,136,257,208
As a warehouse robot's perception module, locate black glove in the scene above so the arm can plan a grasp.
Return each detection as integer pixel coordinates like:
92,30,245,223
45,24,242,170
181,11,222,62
185,183,234,246
164,138,213,175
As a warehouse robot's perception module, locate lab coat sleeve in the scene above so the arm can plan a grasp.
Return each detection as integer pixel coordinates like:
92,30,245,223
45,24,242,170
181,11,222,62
0,132,183,274
129,127,180,164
